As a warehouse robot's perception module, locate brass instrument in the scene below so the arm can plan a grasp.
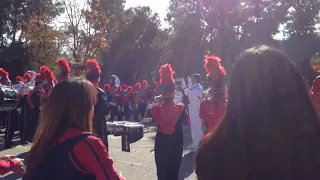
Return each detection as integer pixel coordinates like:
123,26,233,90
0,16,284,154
310,52,320,72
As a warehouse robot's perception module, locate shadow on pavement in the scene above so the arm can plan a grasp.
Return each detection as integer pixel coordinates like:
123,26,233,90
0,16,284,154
179,151,196,180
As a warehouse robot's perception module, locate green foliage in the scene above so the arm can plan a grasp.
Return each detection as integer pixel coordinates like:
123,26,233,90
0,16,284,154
0,0,319,84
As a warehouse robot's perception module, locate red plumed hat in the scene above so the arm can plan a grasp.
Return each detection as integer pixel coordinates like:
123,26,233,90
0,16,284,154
0,68,8,77
16,76,24,82
86,59,101,82
159,64,175,98
24,73,32,82
127,86,133,93
204,55,226,81
103,83,111,92
40,66,49,73
57,58,71,73
56,58,70,81
135,82,141,91
142,80,148,87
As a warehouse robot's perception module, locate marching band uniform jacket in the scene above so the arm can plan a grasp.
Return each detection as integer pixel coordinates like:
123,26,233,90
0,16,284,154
200,87,227,133
93,87,110,148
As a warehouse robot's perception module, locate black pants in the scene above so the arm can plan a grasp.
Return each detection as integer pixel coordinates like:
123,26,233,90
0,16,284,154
154,130,183,180
26,108,40,142
122,105,131,120
110,105,118,121
4,110,19,148
19,98,31,144
93,118,108,149
138,102,147,119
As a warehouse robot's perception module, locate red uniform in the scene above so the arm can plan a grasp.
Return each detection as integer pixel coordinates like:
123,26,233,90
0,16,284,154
152,103,184,134
0,159,19,175
200,87,227,133
58,128,124,180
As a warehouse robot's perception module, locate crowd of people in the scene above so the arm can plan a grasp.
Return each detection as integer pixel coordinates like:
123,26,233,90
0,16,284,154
1,44,320,180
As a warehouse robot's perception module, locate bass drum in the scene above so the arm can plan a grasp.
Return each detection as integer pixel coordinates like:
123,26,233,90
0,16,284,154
0,85,19,111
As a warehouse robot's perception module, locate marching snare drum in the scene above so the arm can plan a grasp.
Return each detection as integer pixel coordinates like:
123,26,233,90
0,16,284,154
0,84,19,111
106,121,144,152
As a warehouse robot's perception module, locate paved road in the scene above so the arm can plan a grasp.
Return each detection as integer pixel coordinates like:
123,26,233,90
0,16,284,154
0,124,197,180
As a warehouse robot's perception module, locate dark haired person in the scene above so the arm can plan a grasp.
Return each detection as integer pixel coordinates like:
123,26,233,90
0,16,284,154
196,45,320,180
200,56,227,133
23,80,124,180
185,73,203,150
86,59,110,148
152,64,187,180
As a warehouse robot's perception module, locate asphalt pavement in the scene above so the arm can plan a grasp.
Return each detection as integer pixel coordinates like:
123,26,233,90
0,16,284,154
0,123,197,180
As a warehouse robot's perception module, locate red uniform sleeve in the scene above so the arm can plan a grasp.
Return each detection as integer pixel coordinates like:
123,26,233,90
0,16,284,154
74,136,125,180
27,91,34,109
0,159,18,175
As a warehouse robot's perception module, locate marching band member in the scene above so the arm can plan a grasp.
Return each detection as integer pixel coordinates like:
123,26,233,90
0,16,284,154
23,73,32,83
0,69,15,148
152,64,187,180
27,74,44,142
122,86,133,121
138,80,148,120
0,68,11,86
86,59,110,148
109,85,120,121
14,76,25,102
18,73,33,144
42,68,56,98
200,55,227,134
119,84,127,120
103,83,112,102
39,66,49,82
55,58,71,83
133,82,142,121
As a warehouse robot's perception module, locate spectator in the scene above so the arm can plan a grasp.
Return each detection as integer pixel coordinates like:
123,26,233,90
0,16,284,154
0,155,25,175
23,80,124,180
196,45,320,180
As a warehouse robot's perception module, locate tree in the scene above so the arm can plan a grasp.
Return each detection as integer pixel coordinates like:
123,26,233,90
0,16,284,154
100,6,166,85
61,0,109,64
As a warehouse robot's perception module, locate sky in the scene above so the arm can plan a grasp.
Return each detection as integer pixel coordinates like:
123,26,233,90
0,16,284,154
125,0,170,22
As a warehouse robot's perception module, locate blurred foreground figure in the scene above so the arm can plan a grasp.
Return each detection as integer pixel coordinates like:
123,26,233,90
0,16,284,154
152,64,187,180
311,76,320,110
200,56,227,133
23,80,124,180
196,45,320,180
0,155,25,175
